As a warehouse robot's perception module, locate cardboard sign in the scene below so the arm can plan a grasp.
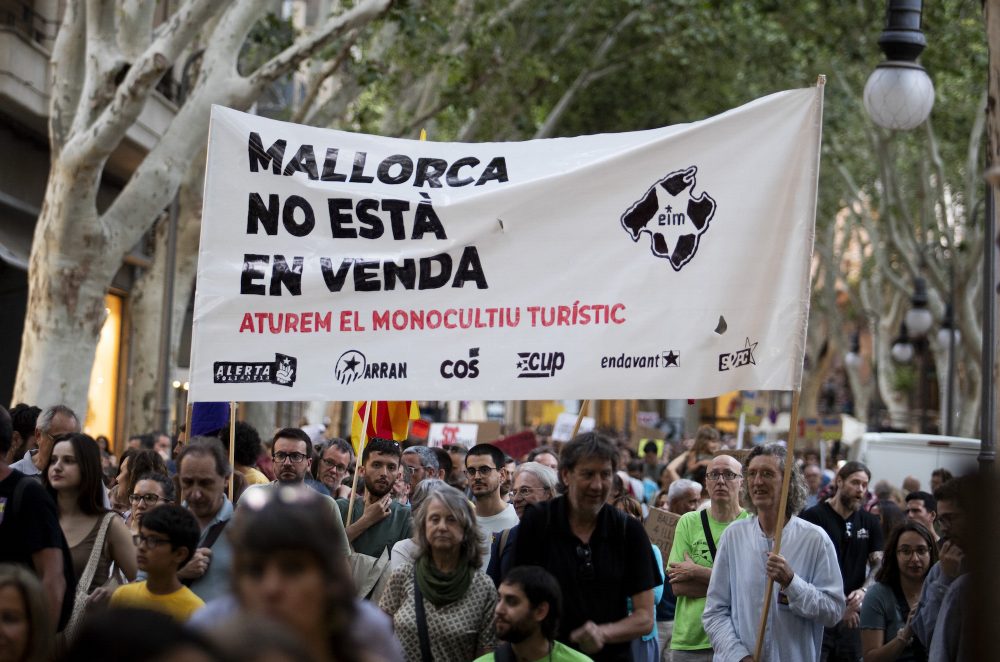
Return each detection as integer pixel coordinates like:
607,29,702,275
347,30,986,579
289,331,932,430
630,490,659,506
552,412,595,442
644,507,682,565
427,423,478,448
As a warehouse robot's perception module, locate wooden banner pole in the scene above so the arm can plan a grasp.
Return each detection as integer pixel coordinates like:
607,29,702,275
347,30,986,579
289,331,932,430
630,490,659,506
227,402,237,502
752,391,802,661
571,400,591,438
345,401,373,527
183,402,193,443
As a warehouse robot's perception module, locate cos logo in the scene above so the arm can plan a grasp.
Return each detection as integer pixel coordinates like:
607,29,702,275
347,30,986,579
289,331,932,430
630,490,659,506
441,348,480,379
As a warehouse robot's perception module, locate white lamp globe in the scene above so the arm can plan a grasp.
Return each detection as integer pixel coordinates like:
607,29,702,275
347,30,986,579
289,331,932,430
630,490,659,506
904,306,934,338
891,341,914,364
936,326,961,349
863,64,935,130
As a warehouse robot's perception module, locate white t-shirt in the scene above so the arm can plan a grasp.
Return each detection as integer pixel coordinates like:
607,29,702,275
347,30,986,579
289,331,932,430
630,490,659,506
390,538,419,572
476,503,519,569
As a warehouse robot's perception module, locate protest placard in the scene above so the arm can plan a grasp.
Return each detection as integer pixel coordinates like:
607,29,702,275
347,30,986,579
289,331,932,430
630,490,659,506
644,507,682,566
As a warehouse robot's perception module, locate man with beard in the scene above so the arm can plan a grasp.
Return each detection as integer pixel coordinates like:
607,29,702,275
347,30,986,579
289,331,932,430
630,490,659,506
337,438,412,559
241,428,349,557
801,461,883,661
466,443,519,570
475,565,593,662
702,444,843,662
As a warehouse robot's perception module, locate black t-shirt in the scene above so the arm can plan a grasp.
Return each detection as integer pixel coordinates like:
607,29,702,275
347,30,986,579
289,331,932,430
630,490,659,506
801,499,883,594
513,496,660,662
0,469,77,630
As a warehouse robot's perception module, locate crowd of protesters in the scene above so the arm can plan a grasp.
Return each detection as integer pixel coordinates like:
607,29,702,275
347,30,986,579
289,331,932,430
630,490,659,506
0,402,980,662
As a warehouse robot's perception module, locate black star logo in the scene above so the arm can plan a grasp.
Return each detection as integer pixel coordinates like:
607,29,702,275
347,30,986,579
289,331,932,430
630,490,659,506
663,350,679,367
343,356,360,372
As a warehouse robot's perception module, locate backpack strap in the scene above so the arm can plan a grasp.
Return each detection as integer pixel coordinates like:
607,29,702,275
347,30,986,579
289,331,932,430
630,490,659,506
201,518,229,550
700,509,717,561
413,572,434,662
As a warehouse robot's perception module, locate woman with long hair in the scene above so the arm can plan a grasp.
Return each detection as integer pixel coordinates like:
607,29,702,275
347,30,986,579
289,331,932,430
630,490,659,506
379,484,498,661
665,426,721,483
0,563,51,662
860,521,938,661
43,433,136,614
229,485,382,662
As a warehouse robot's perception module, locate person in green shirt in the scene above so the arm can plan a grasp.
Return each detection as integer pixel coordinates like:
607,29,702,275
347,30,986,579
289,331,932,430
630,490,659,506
337,438,412,559
475,565,593,662
667,454,749,660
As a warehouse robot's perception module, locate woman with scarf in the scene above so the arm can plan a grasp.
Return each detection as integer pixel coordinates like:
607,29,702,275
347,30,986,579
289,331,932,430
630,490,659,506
379,483,497,661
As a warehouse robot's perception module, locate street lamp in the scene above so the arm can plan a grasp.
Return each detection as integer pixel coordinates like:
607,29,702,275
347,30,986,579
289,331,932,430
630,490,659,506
891,323,914,363
904,276,933,338
863,0,935,130
937,304,960,435
844,332,862,369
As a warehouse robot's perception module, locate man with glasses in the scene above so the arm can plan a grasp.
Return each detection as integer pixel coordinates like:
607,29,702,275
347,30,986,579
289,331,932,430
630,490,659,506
466,443,519,570
316,438,354,498
241,428,350,557
513,433,660,662
911,476,971,659
10,404,79,478
486,462,559,586
337,437,412,559
703,444,843,662
667,455,749,661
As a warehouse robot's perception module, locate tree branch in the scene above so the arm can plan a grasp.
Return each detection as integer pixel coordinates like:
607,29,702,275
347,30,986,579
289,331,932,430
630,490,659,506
49,2,86,152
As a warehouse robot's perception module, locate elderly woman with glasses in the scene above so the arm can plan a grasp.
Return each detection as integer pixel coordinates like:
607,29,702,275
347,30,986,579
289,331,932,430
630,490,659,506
379,484,498,661
485,462,558,586
860,520,938,661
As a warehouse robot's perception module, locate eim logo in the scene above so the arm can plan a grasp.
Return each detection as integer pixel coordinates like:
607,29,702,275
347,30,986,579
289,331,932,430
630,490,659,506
334,350,407,386
214,353,296,386
620,166,717,271
718,338,758,372
516,352,565,379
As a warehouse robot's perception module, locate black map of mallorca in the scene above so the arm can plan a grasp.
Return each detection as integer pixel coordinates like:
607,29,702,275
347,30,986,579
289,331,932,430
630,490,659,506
620,166,716,271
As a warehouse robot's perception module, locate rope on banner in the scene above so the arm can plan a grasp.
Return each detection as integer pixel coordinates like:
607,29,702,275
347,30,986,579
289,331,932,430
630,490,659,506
753,391,802,660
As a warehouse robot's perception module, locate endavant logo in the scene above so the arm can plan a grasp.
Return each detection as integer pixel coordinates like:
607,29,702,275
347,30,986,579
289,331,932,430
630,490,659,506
516,351,565,378
600,350,679,369
620,166,717,271
214,353,296,386
335,349,407,385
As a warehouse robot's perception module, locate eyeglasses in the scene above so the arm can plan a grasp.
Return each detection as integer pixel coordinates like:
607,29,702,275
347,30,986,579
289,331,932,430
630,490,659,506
897,546,931,557
512,486,549,499
273,451,308,464
320,458,348,471
129,493,169,505
466,466,497,478
576,544,595,580
133,534,171,549
706,470,742,482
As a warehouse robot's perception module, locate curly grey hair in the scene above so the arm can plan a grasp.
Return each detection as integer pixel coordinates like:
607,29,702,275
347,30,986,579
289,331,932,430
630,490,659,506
742,443,807,517
402,445,439,472
512,462,558,495
413,484,485,568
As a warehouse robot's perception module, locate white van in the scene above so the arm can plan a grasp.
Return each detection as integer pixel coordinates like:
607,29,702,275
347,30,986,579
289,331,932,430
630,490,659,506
849,433,981,489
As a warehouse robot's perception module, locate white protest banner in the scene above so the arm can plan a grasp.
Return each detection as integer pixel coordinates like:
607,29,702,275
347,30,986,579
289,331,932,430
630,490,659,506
551,412,596,442
189,85,823,402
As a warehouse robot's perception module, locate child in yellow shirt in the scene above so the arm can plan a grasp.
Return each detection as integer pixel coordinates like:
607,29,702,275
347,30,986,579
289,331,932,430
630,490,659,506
111,504,204,621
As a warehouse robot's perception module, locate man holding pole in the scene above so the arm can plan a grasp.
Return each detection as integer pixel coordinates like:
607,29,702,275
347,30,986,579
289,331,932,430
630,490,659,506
702,444,843,662
337,437,412,559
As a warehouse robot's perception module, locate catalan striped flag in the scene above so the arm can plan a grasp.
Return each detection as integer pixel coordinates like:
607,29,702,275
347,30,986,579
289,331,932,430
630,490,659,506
351,401,420,456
